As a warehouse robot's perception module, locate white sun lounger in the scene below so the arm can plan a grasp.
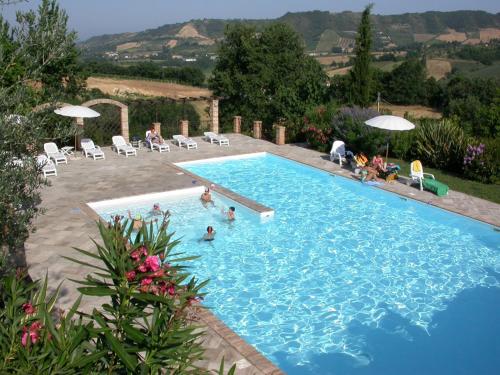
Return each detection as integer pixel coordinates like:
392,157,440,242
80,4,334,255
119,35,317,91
37,154,57,177
145,130,170,153
112,135,137,157
44,142,67,165
81,138,105,160
329,140,352,167
173,135,198,150
204,132,229,146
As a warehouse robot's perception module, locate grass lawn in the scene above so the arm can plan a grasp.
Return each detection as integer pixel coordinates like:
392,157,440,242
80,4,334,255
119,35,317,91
389,158,500,204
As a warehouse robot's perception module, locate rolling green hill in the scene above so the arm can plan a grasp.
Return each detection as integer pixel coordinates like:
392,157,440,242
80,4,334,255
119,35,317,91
79,10,500,57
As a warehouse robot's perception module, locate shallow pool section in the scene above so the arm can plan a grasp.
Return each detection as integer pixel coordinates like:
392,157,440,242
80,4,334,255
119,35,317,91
94,153,500,374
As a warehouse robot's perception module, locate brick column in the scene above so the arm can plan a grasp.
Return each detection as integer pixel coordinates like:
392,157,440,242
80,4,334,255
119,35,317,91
179,120,189,137
210,99,219,134
121,107,129,142
253,121,262,139
233,116,241,133
152,122,161,137
275,125,286,145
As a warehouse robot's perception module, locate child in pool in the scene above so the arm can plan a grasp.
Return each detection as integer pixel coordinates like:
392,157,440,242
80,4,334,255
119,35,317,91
202,226,216,241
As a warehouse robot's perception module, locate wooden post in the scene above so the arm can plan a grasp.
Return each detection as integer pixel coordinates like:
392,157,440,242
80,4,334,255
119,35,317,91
233,116,241,133
253,121,262,139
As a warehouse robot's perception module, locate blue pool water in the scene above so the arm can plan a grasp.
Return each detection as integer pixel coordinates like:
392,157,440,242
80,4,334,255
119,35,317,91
97,154,500,374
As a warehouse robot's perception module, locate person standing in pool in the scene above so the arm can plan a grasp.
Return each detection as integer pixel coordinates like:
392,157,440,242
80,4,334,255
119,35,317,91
201,188,215,207
221,206,235,221
127,210,157,231
202,226,216,241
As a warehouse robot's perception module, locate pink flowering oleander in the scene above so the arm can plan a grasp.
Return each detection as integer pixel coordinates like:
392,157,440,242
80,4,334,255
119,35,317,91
125,271,136,281
137,263,147,273
141,277,153,287
22,303,36,315
21,321,43,347
144,255,160,272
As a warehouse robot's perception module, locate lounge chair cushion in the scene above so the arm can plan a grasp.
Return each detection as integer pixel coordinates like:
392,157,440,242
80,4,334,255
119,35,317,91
422,178,449,196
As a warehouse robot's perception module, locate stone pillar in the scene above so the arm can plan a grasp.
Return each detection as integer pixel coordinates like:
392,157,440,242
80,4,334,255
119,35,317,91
179,120,189,137
233,116,241,133
210,99,219,134
153,122,161,137
253,121,262,139
121,107,129,142
276,125,286,145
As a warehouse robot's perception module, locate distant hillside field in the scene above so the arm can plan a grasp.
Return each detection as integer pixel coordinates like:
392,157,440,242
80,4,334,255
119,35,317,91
373,105,442,119
79,10,500,58
86,77,212,99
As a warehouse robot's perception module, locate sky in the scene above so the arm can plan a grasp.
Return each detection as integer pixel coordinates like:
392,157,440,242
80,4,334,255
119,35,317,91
1,0,499,41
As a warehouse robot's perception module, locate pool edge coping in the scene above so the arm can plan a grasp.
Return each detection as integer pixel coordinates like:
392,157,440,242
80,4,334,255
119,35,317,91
169,161,275,219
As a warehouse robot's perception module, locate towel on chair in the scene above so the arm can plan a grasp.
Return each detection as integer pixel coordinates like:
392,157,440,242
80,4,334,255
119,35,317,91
412,160,423,173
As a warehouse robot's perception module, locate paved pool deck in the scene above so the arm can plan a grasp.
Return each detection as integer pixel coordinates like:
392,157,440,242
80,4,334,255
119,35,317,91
26,133,500,374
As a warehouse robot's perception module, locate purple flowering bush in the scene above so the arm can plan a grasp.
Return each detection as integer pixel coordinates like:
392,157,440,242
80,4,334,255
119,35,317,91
463,143,498,183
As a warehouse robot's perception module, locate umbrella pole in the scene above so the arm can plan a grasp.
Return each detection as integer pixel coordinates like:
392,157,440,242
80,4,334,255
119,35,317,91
385,142,389,167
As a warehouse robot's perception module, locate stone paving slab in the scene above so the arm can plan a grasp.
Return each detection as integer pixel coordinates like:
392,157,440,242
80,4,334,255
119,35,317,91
25,134,500,374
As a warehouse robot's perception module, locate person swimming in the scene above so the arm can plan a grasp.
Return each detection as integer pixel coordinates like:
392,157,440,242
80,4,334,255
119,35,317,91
150,203,162,216
202,226,216,241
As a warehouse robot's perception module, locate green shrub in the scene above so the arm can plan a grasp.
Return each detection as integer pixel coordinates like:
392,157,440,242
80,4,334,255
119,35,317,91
413,119,470,172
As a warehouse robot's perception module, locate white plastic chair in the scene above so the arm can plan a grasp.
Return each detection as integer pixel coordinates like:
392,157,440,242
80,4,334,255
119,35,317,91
410,160,435,191
173,135,198,150
329,140,350,167
145,130,170,153
204,132,229,146
37,155,57,177
44,142,67,165
112,136,137,157
81,138,105,160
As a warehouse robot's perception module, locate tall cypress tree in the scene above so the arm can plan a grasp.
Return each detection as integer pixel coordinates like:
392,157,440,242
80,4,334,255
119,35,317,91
349,5,373,107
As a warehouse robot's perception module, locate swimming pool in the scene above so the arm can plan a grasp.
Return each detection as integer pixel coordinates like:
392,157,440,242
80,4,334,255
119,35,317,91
95,153,500,374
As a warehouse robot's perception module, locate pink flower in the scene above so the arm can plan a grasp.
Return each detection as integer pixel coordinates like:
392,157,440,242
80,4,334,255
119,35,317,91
139,246,148,256
167,285,176,296
141,277,153,286
144,255,160,272
125,271,136,281
130,251,141,261
21,322,42,347
150,269,164,278
150,285,160,295
139,285,150,293
22,303,36,315
137,263,148,273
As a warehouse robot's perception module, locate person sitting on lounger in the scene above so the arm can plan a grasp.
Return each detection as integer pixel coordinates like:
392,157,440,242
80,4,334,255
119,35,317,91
147,126,164,145
372,154,387,173
359,165,382,183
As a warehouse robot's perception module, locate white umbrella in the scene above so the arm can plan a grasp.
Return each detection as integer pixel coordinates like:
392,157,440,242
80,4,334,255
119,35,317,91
54,106,100,149
364,115,415,162
54,105,100,118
